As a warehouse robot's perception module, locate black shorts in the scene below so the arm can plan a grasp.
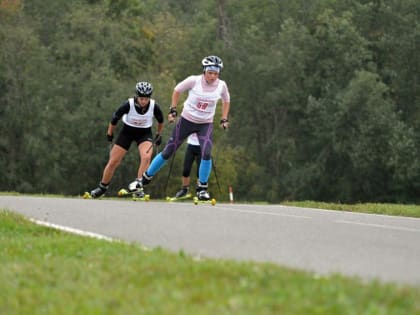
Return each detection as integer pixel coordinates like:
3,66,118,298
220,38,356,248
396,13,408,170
115,124,153,151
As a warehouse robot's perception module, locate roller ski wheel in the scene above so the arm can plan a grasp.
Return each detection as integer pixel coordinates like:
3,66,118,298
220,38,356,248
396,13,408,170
117,188,130,197
166,193,192,202
83,192,92,199
132,194,150,202
193,197,216,206
118,188,149,201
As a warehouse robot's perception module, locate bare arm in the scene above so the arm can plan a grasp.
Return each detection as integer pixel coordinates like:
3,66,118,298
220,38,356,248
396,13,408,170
107,123,116,137
221,100,230,121
156,122,164,135
171,89,181,108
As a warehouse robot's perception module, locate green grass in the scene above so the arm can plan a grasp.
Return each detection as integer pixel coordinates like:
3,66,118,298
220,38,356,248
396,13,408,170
1,210,419,315
282,201,420,218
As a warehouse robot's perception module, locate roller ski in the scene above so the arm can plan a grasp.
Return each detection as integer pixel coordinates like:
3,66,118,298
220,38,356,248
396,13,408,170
117,188,150,201
193,196,216,206
166,187,192,202
193,183,216,206
83,183,109,199
132,191,150,202
118,178,150,201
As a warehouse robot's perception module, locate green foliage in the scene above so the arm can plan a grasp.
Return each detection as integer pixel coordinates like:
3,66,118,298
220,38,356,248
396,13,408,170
331,71,418,202
0,0,418,203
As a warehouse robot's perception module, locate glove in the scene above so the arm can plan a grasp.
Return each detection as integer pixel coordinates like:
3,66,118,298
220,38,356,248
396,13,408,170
107,134,114,142
168,106,177,123
169,106,178,117
154,134,162,146
220,118,229,130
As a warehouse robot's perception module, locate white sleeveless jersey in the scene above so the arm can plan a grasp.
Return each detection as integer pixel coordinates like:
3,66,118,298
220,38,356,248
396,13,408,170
122,98,155,128
181,76,225,123
187,133,200,146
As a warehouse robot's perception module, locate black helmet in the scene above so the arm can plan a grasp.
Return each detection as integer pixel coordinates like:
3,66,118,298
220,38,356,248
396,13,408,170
135,81,153,97
201,55,223,71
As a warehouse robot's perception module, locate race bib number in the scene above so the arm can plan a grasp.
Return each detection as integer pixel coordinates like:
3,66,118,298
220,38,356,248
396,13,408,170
196,101,209,110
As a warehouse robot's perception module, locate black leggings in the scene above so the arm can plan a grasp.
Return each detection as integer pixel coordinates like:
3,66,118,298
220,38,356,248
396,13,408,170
183,144,201,177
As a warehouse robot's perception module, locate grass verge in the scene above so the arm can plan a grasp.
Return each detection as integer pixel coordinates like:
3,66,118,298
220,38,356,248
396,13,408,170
1,210,419,315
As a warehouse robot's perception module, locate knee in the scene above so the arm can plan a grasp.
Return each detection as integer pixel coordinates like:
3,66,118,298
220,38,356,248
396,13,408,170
202,145,212,160
202,150,212,160
161,147,175,160
107,159,121,169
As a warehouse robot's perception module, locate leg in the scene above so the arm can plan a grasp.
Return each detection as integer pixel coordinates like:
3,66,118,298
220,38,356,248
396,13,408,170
182,145,196,182
137,140,153,178
194,149,201,179
146,118,192,179
196,124,213,200
91,145,127,198
197,124,213,184
182,176,190,187
101,145,127,184
129,140,154,197
193,147,202,193
174,144,195,198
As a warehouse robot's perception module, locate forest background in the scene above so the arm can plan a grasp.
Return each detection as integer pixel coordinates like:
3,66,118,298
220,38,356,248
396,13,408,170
0,0,418,203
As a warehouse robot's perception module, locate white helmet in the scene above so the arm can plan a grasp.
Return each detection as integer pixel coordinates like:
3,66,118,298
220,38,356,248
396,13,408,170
201,55,223,71
135,81,153,97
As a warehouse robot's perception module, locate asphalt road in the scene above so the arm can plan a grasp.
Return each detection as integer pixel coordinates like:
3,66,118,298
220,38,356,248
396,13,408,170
1,195,419,286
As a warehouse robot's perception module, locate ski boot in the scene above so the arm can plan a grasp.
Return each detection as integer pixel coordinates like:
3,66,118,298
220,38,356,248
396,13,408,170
193,182,216,205
128,172,153,191
166,186,192,201
128,178,143,193
141,172,153,185
196,182,210,201
127,175,152,201
175,186,189,198
89,182,109,198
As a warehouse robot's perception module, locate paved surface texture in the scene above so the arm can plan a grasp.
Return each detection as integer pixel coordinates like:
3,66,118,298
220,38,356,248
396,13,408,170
1,195,419,286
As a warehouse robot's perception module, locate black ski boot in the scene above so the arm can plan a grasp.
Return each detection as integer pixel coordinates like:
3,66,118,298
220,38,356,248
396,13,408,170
175,186,189,199
141,172,153,185
90,182,109,198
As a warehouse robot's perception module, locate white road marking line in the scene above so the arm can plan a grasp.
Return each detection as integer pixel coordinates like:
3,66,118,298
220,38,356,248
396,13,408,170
31,219,152,251
336,220,420,233
213,206,312,219
31,219,115,241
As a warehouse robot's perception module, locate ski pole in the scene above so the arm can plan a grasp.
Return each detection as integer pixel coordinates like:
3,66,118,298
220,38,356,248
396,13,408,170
211,155,222,193
146,143,154,154
212,126,230,193
211,134,223,193
146,134,162,154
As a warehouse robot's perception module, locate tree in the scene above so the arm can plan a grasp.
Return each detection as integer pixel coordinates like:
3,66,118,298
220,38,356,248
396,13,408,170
331,70,418,202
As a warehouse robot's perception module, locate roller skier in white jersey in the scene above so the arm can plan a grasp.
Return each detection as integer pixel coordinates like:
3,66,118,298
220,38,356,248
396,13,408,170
127,55,231,200
87,82,164,199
